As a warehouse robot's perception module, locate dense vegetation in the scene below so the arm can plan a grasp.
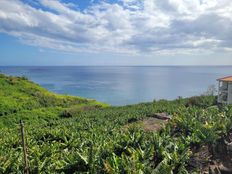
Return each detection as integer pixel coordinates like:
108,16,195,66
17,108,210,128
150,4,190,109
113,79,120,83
0,74,231,173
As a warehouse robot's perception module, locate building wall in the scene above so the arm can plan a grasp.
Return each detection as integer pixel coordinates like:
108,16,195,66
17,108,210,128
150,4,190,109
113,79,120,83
228,82,232,104
222,81,228,90
218,81,229,104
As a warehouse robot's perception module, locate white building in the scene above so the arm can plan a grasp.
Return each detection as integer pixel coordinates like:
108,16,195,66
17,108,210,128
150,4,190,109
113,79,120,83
217,76,232,104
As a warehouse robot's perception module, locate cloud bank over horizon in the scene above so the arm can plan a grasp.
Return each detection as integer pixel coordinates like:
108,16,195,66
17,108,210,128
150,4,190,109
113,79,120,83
0,0,232,57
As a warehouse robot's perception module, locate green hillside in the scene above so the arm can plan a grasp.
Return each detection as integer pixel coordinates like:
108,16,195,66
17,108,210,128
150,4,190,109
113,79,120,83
0,74,107,116
0,74,232,173
0,74,107,127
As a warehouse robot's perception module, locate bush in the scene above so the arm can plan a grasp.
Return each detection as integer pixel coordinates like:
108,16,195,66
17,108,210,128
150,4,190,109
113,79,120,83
185,95,217,108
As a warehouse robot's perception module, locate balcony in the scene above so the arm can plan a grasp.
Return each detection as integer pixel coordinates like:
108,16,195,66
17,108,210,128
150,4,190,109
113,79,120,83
219,85,228,92
218,93,228,103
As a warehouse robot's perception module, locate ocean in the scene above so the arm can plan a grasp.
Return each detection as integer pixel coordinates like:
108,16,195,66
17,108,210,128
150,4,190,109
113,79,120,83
0,66,231,106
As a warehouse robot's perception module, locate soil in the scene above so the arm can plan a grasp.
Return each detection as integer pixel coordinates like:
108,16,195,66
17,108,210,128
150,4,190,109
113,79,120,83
142,117,168,132
125,113,171,132
187,145,211,173
187,129,232,174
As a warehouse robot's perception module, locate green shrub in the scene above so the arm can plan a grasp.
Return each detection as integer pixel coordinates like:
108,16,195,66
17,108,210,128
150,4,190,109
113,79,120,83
185,95,217,108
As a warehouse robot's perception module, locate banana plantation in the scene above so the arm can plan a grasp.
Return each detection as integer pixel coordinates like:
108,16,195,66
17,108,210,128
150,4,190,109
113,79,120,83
0,75,232,173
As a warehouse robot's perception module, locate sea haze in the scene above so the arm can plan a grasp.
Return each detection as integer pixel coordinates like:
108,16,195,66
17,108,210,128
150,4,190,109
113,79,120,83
0,66,231,106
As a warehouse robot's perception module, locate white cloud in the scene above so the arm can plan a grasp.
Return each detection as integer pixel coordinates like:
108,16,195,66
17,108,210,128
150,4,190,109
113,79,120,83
0,0,231,55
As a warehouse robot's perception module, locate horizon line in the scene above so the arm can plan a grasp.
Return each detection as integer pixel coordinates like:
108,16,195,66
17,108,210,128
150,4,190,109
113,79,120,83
0,65,232,67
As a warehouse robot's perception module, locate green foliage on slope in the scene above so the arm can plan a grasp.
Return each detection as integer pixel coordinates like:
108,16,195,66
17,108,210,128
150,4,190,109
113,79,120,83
0,74,107,117
0,74,231,174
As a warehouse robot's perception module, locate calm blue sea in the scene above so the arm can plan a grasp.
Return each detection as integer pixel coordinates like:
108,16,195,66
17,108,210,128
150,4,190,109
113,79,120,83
0,66,231,106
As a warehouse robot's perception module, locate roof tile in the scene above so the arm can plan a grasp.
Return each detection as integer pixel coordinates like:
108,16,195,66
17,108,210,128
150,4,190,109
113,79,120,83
217,76,232,82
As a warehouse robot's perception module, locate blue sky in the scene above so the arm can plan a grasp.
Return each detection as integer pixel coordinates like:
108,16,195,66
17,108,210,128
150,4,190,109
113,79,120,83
0,0,232,66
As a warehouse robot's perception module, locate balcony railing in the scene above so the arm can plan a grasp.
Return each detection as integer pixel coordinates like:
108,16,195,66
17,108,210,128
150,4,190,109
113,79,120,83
219,86,228,91
218,93,228,102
